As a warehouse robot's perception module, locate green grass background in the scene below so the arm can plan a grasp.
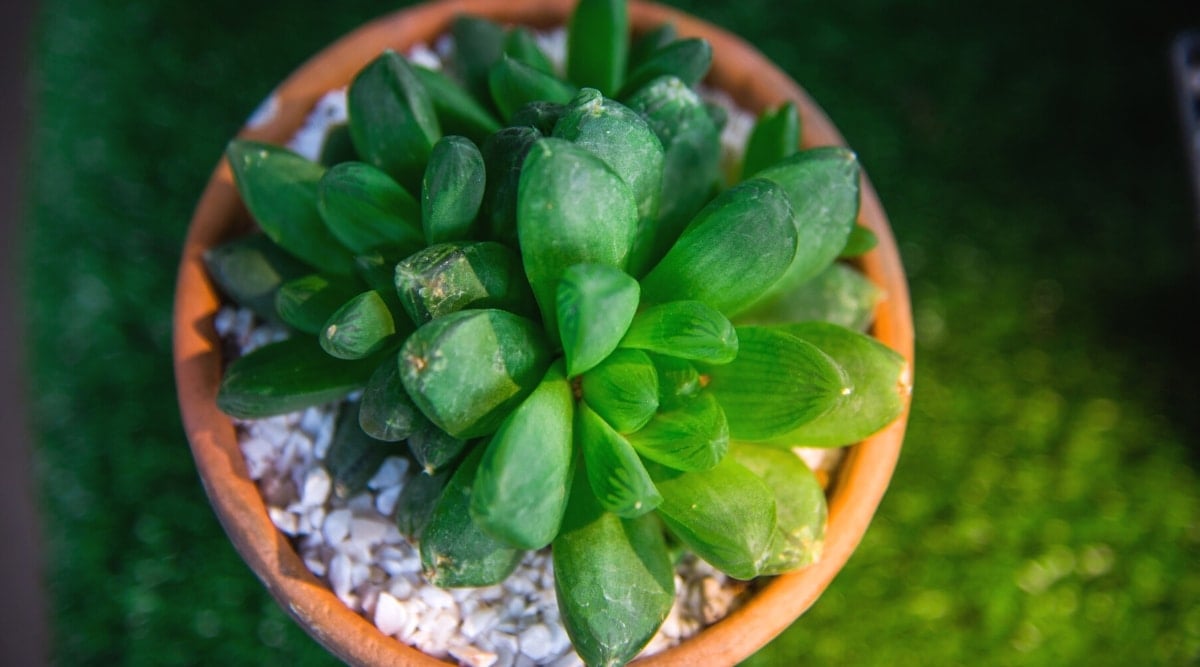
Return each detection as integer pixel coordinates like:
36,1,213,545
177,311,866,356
24,0,1200,664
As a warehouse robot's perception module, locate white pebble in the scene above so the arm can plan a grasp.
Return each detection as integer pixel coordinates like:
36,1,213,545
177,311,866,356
419,584,455,610
368,456,409,490
268,507,298,535
322,508,352,544
350,515,391,546
450,644,499,667
519,623,554,662
374,592,409,636
463,606,500,639
328,553,355,599
300,467,332,508
375,485,402,516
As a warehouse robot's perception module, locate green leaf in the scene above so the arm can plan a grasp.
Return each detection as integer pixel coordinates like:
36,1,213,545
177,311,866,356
203,234,310,323
619,38,712,98
394,241,536,325
450,16,508,105
503,26,555,75
347,50,440,191
640,178,797,316
517,138,638,339
225,140,356,276
325,402,406,499
741,101,800,180
319,290,396,360
480,125,542,245
703,326,849,441
553,475,674,667
318,123,358,166
316,161,424,256
734,261,881,332
274,273,363,335
620,300,738,364
472,362,575,549
396,466,452,538
650,457,776,579
567,0,629,96
509,101,567,135
581,349,659,434
554,88,665,275
648,353,701,410
627,23,677,73
628,391,728,472
576,402,661,518
421,135,486,244
743,147,861,312
215,337,381,419
358,353,421,442
556,263,640,377
420,445,522,587
763,321,909,447
624,76,721,261
405,417,468,475
412,66,503,144
729,443,826,573
488,55,578,122
840,224,878,258
399,309,551,438
352,252,410,322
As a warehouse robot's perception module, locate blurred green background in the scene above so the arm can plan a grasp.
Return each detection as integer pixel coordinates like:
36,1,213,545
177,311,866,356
23,0,1200,665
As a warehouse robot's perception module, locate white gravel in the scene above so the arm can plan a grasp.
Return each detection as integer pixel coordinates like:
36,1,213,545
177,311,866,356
219,27,845,667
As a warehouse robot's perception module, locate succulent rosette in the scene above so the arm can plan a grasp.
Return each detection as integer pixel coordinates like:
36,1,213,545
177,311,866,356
204,0,908,663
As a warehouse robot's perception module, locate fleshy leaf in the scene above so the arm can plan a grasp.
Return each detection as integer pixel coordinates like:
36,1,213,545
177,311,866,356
509,101,567,135
741,101,800,180
450,16,507,104
640,178,797,315
763,321,910,447
274,273,363,335
742,147,861,313
406,417,467,475
703,326,850,441
316,161,424,256
626,23,677,73
472,363,575,549
325,402,406,499
215,337,381,419
840,224,879,258
734,261,881,332
517,138,637,339
358,353,421,442
399,309,550,438
412,66,502,143
396,466,452,538
203,234,309,322
619,38,712,97
729,443,827,573
581,349,659,434
503,26,555,75
420,445,522,587
318,123,358,166
650,457,776,579
567,0,628,96
347,50,440,191
422,136,486,244
620,300,737,364
648,353,701,410
394,241,535,325
480,125,541,245
488,55,578,122
628,391,728,472
624,76,721,262
556,263,640,377
553,471,673,667
576,402,661,518
554,88,664,275
319,290,396,360
225,140,356,276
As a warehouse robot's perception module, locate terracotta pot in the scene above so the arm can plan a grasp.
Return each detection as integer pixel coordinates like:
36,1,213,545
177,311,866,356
173,0,914,664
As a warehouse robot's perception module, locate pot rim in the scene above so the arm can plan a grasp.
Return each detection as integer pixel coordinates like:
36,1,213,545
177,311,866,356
172,1,914,665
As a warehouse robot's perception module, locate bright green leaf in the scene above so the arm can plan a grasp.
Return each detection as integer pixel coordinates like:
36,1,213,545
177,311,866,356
556,263,640,377
729,443,827,573
488,55,578,122
421,136,486,244
734,261,881,332
577,402,661,518
316,161,424,256
347,50,440,191
741,101,800,180
319,290,396,360
394,241,535,325
581,349,659,434
567,0,628,96
620,300,738,364
629,391,728,472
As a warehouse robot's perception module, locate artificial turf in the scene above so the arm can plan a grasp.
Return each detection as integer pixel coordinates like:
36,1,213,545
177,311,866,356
24,0,1200,665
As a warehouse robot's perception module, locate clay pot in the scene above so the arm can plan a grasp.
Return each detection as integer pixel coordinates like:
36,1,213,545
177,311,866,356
173,0,914,664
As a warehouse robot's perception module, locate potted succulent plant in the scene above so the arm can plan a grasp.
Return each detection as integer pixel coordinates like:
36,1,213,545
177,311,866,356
174,0,913,665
